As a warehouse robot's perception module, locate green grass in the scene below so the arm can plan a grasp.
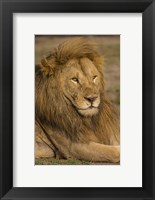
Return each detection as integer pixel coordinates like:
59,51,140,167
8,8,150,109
35,158,119,165
35,158,93,165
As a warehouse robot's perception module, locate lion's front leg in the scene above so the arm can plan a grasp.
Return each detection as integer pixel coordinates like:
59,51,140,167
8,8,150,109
35,140,55,159
35,124,55,158
37,123,120,163
70,142,120,163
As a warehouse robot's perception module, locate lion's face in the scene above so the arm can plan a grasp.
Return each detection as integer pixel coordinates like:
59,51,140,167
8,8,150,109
58,57,103,117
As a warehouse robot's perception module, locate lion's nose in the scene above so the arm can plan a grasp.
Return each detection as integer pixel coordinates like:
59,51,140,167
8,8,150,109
84,96,98,103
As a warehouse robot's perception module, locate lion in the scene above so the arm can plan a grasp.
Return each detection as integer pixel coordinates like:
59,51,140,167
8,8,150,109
35,37,120,163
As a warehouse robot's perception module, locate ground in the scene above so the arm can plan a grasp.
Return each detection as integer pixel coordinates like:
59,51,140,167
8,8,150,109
35,35,120,165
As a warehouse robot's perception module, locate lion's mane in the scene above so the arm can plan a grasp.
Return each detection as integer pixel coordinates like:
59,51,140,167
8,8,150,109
35,38,119,144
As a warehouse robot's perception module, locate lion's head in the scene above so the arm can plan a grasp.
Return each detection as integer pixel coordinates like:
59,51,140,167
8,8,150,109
35,38,106,140
58,57,103,116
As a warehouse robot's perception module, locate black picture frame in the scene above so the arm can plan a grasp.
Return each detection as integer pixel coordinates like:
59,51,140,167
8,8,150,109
0,0,155,199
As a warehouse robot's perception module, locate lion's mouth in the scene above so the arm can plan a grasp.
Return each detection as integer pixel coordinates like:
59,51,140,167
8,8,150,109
78,106,99,116
78,106,98,110
64,95,100,116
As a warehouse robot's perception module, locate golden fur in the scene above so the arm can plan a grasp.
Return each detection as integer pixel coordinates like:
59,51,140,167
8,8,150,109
35,38,120,163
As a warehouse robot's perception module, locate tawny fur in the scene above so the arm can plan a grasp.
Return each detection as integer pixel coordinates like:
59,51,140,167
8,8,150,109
35,38,120,163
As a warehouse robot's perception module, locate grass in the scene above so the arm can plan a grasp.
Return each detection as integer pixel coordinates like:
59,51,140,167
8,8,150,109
36,158,94,165
35,158,119,165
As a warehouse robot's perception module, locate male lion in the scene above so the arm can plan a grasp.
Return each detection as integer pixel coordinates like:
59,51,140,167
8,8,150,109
35,37,120,163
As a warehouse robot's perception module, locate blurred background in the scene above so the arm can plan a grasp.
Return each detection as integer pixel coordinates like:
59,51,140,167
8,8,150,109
35,35,120,165
35,35,120,110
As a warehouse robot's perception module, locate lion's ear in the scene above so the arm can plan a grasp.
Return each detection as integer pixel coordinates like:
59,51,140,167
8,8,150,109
40,57,55,76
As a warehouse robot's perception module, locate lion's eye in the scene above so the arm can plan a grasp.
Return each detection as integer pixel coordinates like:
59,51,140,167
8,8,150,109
93,75,97,82
71,78,79,83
